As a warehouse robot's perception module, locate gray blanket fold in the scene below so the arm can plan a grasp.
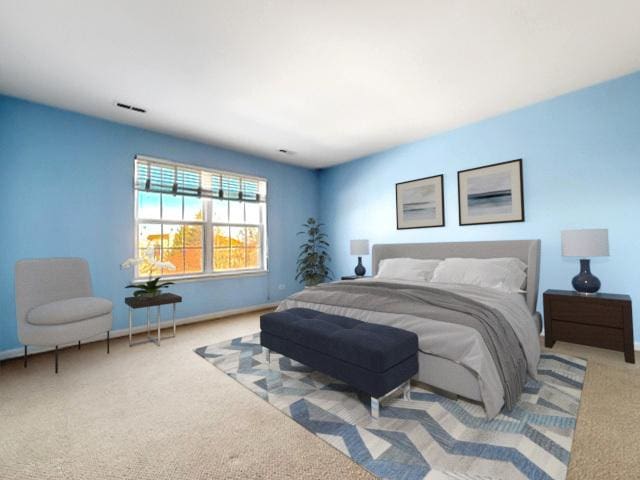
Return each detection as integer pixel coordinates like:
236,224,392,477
289,281,528,411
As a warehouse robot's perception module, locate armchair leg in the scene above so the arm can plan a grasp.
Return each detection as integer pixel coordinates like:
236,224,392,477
55,346,58,374
107,331,110,354
24,346,27,368
78,340,81,350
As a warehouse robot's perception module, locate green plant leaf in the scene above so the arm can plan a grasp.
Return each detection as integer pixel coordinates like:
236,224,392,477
295,217,332,287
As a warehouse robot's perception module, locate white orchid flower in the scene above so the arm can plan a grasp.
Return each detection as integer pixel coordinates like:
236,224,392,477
144,245,156,260
120,257,145,269
153,261,176,271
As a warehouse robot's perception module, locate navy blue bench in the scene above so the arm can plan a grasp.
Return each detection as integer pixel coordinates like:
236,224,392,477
260,308,418,417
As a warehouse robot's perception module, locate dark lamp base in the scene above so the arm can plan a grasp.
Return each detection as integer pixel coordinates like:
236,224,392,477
572,259,601,294
354,256,366,276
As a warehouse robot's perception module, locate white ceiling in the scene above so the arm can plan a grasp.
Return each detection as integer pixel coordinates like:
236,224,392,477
1,1,640,169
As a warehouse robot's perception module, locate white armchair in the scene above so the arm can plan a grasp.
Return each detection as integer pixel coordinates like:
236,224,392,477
15,258,113,373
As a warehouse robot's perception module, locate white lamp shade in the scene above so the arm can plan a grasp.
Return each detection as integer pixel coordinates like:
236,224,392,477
350,239,369,256
561,229,609,257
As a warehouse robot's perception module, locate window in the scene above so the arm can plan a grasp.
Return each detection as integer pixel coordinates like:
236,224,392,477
134,156,267,280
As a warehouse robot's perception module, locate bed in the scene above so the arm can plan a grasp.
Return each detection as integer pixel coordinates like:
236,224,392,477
278,239,542,418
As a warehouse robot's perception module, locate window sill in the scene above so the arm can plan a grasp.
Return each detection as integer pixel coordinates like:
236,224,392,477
134,270,268,284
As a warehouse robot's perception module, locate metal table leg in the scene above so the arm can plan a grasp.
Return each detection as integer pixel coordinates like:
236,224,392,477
172,302,176,338
130,306,158,347
128,307,133,347
128,300,179,347
157,305,161,346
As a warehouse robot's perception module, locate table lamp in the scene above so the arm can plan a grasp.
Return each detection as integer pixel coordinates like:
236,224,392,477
350,239,369,276
561,229,609,294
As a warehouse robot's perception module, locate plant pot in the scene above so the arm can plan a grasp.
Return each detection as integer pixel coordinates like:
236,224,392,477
137,290,162,298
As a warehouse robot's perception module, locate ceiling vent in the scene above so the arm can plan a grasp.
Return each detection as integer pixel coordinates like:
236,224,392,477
115,101,147,113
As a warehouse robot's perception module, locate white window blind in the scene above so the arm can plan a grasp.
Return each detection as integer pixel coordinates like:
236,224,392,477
134,156,266,202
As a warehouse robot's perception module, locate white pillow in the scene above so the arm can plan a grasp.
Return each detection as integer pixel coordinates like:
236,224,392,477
376,258,441,283
431,257,527,293
436,257,527,277
482,257,527,274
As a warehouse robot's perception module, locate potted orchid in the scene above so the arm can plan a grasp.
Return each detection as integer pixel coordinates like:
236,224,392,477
121,246,176,297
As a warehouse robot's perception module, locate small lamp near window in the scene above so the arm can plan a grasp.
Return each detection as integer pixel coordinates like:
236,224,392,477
561,229,609,295
350,239,369,277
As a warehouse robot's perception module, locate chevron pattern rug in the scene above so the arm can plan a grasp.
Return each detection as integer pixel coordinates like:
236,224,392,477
195,333,586,480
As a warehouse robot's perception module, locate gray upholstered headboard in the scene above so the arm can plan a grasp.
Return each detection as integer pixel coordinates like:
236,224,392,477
372,239,541,315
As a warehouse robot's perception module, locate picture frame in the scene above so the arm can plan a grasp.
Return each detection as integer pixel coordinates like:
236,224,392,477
457,159,524,226
396,174,445,229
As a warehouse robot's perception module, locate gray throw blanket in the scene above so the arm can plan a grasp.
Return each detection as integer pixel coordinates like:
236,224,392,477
289,281,528,411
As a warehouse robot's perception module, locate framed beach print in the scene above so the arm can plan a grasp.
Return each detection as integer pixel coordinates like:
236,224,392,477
458,159,524,226
396,174,445,229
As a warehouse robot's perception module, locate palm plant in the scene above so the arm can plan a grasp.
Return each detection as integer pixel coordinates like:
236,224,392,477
295,217,332,286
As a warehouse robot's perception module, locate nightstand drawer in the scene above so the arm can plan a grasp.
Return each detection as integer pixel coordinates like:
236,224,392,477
552,320,624,351
543,289,634,363
548,300,623,328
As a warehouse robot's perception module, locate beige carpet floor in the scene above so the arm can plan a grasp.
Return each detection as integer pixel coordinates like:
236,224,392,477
0,310,638,480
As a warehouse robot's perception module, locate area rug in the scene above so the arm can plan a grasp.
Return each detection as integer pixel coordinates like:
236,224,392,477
195,333,586,480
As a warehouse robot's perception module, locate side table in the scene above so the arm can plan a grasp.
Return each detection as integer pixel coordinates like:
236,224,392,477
543,289,634,363
125,293,182,347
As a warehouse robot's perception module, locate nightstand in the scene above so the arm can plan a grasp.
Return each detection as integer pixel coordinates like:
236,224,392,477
340,275,372,280
543,289,634,363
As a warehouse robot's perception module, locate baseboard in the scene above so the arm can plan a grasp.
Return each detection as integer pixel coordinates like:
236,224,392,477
0,302,278,362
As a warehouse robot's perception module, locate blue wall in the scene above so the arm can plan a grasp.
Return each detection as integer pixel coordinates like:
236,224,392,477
319,72,640,341
2,70,639,353
0,95,319,353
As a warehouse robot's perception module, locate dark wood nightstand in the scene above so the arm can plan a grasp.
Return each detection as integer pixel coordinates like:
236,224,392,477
543,289,634,363
340,275,372,280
